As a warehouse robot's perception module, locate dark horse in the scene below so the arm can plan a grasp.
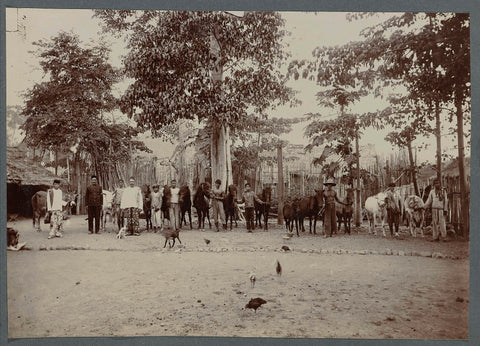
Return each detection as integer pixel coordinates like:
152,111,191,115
193,182,211,230
283,197,300,234
254,186,272,231
336,188,355,234
223,184,238,230
297,189,324,236
141,184,152,231
161,185,171,226
179,185,193,229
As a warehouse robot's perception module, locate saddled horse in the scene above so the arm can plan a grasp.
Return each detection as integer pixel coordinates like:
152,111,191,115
179,185,193,229
297,189,324,235
223,184,238,230
336,188,355,234
254,186,272,231
193,182,211,230
141,184,152,231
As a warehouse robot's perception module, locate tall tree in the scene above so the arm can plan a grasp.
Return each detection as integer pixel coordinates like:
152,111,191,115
95,10,295,191
21,32,148,191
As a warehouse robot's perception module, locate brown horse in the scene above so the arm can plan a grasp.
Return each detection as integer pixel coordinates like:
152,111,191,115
297,189,324,236
223,184,238,230
254,186,272,231
336,188,355,234
193,183,211,230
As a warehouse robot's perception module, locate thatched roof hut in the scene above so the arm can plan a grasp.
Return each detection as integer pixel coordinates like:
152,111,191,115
7,146,68,216
7,146,67,186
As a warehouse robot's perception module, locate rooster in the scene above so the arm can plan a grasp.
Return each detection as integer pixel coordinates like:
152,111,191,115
245,298,267,313
275,260,282,276
249,271,256,288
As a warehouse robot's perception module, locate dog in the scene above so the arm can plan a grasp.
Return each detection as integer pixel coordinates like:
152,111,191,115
116,226,126,239
161,228,181,248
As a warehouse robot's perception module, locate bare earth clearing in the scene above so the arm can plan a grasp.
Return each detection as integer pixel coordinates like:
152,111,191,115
7,215,469,339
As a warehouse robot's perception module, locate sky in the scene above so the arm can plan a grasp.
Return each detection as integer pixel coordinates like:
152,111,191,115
5,8,469,164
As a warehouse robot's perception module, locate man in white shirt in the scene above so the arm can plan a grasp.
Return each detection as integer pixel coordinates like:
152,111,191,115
169,180,180,230
120,176,143,236
47,179,68,239
151,184,163,230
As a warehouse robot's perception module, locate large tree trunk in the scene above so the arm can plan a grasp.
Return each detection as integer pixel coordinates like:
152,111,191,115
407,140,420,196
455,92,469,238
75,155,81,215
435,100,442,182
211,122,233,192
277,145,284,225
354,132,361,227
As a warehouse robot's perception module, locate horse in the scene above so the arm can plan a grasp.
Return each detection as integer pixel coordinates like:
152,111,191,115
364,192,388,236
31,190,76,232
254,186,272,231
161,185,171,226
223,184,238,230
112,187,124,230
179,185,193,229
193,182,211,230
283,197,300,234
297,189,324,235
100,190,115,231
336,188,355,234
141,184,152,231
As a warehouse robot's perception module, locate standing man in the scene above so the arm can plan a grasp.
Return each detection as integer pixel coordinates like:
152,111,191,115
424,178,449,241
85,175,103,234
211,179,227,232
323,178,347,238
151,184,163,230
121,176,143,236
169,179,181,230
238,183,264,233
47,179,68,239
385,182,401,237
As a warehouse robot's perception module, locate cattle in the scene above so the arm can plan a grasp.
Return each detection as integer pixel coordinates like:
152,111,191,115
100,190,115,231
223,184,238,230
179,185,193,229
336,188,355,234
364,192,388,236
254,186,272,231
283,198,300,235
297,189,324,235
31,190,76,231
404,195,425,237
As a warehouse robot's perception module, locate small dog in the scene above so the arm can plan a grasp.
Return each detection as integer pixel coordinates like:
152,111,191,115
161,228,181,248
116,227,126,239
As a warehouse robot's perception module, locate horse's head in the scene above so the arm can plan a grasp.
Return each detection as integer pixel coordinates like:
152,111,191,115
263,187,272,204
228,184,237,199
314,189,324,207
179,186,190,203
346,188,354,203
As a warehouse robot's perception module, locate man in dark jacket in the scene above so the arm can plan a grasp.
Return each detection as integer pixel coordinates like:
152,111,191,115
85,175,103,234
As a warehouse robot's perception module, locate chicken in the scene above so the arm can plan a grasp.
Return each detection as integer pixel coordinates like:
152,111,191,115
275,260,282,276
281,245,290,252
245,298,267,313
204,238,211,245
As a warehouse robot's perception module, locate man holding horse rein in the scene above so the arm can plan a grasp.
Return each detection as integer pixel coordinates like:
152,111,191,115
323,178,350,237
238,183,264,233
385,182,401,237
211,179,227,232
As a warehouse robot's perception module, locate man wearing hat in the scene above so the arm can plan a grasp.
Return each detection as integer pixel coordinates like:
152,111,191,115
385,182,401,237
424,178,448,241
211,179,227,232
323,178,348,237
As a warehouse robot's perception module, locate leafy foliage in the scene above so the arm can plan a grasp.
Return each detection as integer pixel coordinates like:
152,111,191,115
94,10,295,133
20,31,148,170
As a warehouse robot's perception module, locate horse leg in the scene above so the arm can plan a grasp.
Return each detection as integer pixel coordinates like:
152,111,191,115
309,216,312,234
207,210,212,229
188,209,192,229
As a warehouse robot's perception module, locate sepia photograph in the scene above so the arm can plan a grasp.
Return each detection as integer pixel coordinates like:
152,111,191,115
3,2,474,343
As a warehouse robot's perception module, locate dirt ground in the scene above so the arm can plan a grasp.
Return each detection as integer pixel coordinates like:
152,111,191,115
7,215,469,340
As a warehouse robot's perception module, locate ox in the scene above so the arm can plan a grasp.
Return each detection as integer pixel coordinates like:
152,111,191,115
404,195,425,237
31,190,76,231
364,192,388,236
